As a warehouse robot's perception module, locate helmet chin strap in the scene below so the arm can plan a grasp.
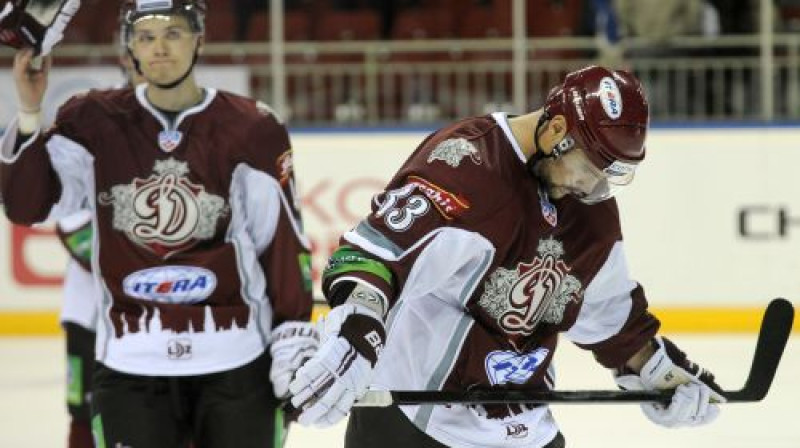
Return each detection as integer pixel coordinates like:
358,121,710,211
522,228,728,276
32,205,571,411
527,112,555,174
152,50,199,89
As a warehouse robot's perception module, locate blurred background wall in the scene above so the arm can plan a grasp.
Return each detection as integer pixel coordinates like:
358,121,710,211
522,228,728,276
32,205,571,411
0,0,798,334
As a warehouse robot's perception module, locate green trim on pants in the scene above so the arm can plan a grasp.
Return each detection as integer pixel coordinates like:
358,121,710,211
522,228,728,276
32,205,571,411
274,407,285,447
91,414,106,448
67,355,83,406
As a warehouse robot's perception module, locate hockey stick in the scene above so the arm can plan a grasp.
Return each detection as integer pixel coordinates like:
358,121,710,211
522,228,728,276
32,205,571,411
354,298,794,407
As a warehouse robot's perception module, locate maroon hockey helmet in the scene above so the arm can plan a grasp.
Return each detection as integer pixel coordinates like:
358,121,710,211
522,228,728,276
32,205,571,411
120,0,206,44
544,66,649,176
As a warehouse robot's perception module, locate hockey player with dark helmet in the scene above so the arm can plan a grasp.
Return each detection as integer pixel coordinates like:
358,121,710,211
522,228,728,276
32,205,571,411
530,65,650,204
119,0,207,89
5,0,317,446
290,64,724,448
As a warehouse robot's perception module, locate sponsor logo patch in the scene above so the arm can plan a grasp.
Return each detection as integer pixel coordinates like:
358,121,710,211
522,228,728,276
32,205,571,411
599,76,623,120
408,176,470,220
571,89,586,121
505,422,529,439
137,0,173,12
167,338,192,360
123,266,217,304
485,348,550,385
604,160,636,177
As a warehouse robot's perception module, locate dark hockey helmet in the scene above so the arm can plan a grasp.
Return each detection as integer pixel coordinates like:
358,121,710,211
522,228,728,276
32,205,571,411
120,0,207,44
544,66,649,178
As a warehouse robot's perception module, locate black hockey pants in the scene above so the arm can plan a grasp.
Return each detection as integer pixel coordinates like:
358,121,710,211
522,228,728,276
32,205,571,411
90,351,287,448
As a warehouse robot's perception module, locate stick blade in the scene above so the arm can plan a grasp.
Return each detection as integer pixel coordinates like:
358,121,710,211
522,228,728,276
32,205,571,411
724,298,794,402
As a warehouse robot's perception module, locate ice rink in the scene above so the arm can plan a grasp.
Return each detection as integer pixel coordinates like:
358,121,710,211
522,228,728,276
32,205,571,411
1,334,797,448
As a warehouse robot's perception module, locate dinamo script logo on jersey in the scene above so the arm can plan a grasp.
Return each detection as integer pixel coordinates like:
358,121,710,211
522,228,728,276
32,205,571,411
123,266,217,304
478,237,583,335
98,158,228,257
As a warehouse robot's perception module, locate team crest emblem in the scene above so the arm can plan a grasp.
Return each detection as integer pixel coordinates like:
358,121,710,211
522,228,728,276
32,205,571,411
427,138,482,167
478,237,582,334
158,130,183,152
98,158,228,257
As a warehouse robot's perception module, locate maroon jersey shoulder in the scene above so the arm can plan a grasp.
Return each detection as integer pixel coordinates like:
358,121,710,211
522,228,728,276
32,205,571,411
202,92,291,176
48,88,138,147
389,115,521,226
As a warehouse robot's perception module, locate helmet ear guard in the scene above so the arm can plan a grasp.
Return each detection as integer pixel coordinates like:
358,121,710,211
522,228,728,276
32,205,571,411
552,135,576,159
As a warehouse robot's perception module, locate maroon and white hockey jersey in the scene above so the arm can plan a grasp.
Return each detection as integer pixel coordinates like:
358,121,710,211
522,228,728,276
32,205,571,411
332,113,660,447
0,85,313,376
57,210,98,331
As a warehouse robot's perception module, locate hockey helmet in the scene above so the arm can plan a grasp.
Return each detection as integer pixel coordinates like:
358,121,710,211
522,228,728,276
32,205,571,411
544,66,649,179
120,0,206,44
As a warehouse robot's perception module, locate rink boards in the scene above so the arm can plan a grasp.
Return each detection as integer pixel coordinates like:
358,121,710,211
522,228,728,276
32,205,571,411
0,127,798,334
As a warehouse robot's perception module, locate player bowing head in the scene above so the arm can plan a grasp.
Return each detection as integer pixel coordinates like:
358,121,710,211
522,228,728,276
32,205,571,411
530,66,649,204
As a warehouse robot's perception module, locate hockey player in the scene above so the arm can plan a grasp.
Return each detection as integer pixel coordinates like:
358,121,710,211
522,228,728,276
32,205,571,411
288,66,725,447
56,44,148,448
1,1,317,447
56,210,98,448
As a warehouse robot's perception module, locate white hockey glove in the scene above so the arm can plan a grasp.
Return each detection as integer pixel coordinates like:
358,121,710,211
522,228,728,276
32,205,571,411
0,0,81,56
288,303,385,427
615,336,726,428
269,321,319,399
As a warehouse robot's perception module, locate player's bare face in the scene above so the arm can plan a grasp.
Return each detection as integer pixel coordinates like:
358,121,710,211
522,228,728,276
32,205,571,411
534,148,606,201
129,16,198,85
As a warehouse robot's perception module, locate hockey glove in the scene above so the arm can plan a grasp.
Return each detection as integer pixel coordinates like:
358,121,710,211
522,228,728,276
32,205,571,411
288,303,385,427
0,0,81,56
269,321,319,399
615,336,726,428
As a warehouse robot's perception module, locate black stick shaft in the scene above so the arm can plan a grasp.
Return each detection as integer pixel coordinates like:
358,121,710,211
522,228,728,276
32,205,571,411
354,298,793,407
364,389,673,406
